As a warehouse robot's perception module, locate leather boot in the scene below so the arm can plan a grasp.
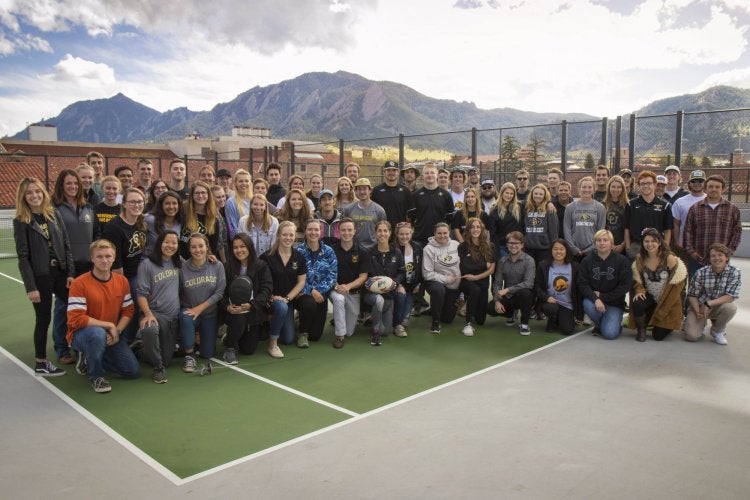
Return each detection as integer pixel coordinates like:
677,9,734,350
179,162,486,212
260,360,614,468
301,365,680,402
634,315,647,342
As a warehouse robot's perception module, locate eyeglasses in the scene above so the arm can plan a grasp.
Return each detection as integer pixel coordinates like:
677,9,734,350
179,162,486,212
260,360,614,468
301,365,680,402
126,200,144,206
507,241,522,246
193,191,209,196
639,181,654,186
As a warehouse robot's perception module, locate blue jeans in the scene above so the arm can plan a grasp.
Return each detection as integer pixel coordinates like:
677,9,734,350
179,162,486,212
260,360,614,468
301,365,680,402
120,275,140,344
52,295,70,358
583,298,624,340
394,291,413,326
179,308,219,360
269,299,296,345
71,326,140,382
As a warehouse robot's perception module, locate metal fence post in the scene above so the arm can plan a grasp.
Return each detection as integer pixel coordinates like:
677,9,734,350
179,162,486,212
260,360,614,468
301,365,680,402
274,145,279,163
214,151,219,170
399,134,405,167
629,114,636,170
339,139,345,177
471,127,477,166
675,110,684,167
248,148,254,173
615,116,622,171
561,120,568,175
600,117,608,165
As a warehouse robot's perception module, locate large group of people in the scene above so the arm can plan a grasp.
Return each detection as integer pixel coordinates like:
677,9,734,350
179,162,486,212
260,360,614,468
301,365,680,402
13,153,743,393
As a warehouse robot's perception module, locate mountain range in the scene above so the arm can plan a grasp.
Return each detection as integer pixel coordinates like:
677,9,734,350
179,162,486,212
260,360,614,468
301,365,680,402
9,71,750,157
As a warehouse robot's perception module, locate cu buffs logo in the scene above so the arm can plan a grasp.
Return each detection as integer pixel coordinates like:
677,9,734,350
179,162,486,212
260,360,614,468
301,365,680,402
530,217,542,227
440,254,458,267
579,213,592,222
405,261,414,273
553,276,569,292
351,255,359,263
607,211,620,225
129,231,146,255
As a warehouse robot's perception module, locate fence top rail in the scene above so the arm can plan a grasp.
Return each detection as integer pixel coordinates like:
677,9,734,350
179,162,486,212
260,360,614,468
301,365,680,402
683,107,750,116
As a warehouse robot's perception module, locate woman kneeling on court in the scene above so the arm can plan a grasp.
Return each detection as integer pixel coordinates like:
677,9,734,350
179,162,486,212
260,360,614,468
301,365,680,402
136,230,181,383
365,220,405,346
423,222,462,334
534,239,583,335
221,233,273,364
179,233,226,373
628,228,687,342
578,229,632,340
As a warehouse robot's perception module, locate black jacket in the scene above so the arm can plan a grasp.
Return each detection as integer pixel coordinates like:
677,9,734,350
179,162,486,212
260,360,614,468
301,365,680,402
367,244,405,299
534,259,583,321
220,259,273,326
13,210,75,292
398,240,424,293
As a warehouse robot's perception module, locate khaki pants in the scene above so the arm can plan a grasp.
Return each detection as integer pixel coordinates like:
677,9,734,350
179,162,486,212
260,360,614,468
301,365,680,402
683,302,737,341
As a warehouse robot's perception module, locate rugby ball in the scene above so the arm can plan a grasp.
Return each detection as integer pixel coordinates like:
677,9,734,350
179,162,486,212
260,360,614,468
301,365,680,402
365,275,395,294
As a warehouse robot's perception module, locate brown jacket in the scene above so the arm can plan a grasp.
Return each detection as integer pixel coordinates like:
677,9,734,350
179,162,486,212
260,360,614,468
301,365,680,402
628,255,687,331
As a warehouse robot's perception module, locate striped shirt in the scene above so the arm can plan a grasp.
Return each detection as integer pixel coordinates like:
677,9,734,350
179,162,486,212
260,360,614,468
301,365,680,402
687,264,741,302
66,271,134,344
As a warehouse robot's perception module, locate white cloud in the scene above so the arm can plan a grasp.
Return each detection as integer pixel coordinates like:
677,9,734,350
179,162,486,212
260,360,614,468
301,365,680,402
694,66,750,91
0,29,52,55
47,54,116,86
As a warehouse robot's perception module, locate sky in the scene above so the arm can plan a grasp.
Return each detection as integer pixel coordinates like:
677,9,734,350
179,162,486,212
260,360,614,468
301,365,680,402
1,0,750,139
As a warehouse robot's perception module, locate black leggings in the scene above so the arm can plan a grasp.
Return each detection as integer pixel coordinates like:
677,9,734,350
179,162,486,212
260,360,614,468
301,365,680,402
425,280,460,324
224,313,262,354
296,294,328,341
541,302,576,335
632,293,673,341
31,269,69,359
460,279,489,325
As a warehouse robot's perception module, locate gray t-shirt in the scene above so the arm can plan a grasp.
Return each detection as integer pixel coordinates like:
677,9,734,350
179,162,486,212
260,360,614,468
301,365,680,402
342,201,387,247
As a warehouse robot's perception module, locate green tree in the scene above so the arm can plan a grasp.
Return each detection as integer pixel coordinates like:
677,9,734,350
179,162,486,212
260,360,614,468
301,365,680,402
501,135,520,160
701,156,712,168
683,153,698,168
526,133,546,169
584,153,595,169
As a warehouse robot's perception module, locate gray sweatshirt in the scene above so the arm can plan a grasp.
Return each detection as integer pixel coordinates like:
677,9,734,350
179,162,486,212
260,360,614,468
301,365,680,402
179,258,226,313
563,199,606,255
422,237,461,290
136,258,181,318
523,208,559,251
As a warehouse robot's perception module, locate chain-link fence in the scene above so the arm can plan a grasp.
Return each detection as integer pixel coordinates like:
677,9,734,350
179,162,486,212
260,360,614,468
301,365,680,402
3,106,750,257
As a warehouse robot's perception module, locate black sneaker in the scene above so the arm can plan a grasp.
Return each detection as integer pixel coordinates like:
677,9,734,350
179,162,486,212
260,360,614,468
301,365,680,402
430,321,441,334
370,333,382,346
35,360,66,377
152,366,167,384
75,352,88,376
505,316,516,327
91,377,111,393
222,347,238,365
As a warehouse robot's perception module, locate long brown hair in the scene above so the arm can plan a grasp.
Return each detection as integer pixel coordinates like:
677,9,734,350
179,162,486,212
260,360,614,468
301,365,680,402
52,169,86,207
120,187,147,232
462,217,494,263
184,181,218,235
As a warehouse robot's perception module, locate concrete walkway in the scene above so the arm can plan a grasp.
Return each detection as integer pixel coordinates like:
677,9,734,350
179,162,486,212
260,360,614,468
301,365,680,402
2,260,749,499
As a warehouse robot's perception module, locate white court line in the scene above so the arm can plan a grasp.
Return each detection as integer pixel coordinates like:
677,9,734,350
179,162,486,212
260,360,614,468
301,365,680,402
0,271,24,285
0,346,184,486
210,359,360,417
0,267,587,485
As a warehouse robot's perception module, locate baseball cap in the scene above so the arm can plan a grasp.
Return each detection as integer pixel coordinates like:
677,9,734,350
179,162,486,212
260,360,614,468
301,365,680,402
216,168,232,178
319,189,334,198
656,175,667,185
619,168,632,177
354,178,372,188
481,178,495,186
664,165,680,174
383,160,399,170
689,170,706,181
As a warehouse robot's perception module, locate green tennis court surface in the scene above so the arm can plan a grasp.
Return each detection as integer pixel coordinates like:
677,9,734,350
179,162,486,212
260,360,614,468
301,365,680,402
0,258,573,480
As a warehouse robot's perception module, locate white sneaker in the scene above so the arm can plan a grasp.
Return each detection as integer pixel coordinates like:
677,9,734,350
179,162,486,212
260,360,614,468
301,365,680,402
393,324,408,337
462,323,475,337
711,331,728,345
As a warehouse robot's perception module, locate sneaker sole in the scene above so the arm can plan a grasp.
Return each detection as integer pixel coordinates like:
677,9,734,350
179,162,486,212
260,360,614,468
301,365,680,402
36,370,66,377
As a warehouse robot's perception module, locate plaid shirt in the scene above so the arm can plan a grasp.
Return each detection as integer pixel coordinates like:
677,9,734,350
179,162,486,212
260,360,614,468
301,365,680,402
683,198,741,265
687,264,741,302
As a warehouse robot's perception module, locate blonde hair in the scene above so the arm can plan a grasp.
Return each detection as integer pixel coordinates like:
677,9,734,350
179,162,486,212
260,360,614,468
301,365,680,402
494,182,520,221
89,238,116,256
15,177,55,224
593,229,614,244
336,176,355,206
184,181,218,236
101,175,121,191
269,220,297,256
460,187,482,221
525,183,552,213
246,193,273,233
232,168,253,218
